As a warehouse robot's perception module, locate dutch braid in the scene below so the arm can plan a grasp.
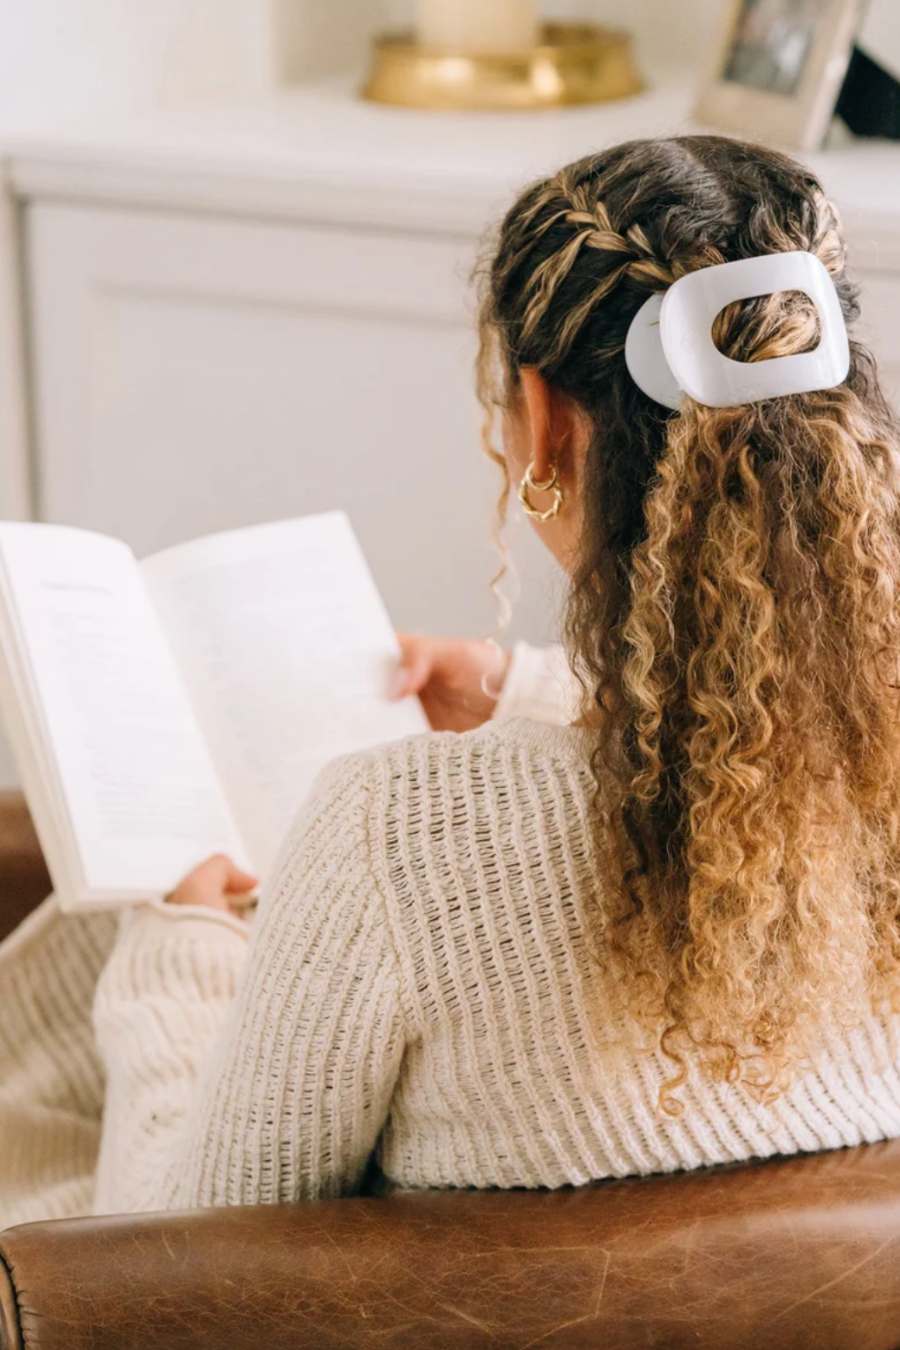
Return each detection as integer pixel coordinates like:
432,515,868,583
517,171,675,360
501,155,848,382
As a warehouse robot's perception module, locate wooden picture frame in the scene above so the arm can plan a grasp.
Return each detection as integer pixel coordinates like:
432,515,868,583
694,0,865,151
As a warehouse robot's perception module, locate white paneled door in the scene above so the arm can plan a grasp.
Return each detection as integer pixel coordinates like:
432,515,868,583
25,201,564,645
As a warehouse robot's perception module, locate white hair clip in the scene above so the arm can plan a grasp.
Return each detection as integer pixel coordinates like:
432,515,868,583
624,251,850,410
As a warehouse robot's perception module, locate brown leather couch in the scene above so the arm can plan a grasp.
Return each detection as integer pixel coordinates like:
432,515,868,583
1,791,899,1350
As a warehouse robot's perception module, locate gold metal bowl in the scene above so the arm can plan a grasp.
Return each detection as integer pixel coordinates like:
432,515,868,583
362,22,644,112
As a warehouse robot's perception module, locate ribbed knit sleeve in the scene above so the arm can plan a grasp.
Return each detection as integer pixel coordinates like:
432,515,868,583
492,642,581,725
91,754,409,1215
0,896,116,1227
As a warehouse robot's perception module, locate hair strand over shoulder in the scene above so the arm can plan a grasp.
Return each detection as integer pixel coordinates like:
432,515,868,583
476,134,900,1113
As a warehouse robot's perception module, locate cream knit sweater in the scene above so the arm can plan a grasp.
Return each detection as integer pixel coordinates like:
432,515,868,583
1,643,899,1228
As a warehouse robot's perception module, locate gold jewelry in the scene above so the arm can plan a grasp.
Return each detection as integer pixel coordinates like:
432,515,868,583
231,896,259,912
518,462,564,522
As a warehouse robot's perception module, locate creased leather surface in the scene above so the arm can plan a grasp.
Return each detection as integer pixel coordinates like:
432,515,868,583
0,794,51,944
0,1251,20,1350
2,797,900,1348
2,1140,900,1350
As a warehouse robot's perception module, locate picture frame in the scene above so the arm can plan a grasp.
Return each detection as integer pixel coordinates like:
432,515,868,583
836,0,900,139
694,0,866,152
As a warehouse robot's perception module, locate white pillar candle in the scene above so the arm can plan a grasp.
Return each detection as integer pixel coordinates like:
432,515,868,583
417,0,539,53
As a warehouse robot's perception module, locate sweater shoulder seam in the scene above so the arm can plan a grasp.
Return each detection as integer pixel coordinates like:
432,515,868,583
356,752,424,1045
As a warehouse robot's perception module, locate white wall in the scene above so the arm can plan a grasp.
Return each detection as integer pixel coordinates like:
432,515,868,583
0,0,273,121
0,0,724,127
0,0,402,123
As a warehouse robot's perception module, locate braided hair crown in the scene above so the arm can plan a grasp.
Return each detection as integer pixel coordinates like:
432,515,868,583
485,135,849,409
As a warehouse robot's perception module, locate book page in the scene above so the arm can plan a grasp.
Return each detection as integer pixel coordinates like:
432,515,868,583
142,513,428,874
0,525,247,902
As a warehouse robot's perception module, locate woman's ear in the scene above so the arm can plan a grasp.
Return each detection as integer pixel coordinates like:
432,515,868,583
519,368,553,479
519,367,582,483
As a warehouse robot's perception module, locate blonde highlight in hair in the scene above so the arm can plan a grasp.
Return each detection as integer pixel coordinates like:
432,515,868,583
476,135,900,1111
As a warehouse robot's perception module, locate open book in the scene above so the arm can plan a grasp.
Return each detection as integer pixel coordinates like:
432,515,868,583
0,513,428,912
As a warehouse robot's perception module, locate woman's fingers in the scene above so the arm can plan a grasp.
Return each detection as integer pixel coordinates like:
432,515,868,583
392,634,511,719
195,854,258,894
391,635,437,698
167,854,259,909
222,862,259,895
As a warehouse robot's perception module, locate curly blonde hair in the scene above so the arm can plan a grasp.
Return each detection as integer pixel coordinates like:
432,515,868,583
477,135,900,1112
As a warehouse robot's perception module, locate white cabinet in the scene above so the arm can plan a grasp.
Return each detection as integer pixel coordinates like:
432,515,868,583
25,201,549,640
856,270,900,404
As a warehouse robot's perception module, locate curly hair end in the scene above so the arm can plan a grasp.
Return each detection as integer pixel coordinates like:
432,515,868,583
477,134,900,1114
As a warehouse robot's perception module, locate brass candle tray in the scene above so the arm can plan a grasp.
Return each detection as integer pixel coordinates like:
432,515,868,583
363,22,643,111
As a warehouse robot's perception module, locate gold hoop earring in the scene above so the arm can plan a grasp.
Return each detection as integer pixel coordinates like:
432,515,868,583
518,462,564,522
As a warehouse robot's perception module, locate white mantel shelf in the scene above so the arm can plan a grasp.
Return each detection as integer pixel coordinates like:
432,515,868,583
3,72,900,262
0,61,899,789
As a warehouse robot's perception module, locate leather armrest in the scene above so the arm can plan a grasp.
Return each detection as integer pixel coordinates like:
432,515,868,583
0,788,50,945
2,1140,900,1350
0,792,51,943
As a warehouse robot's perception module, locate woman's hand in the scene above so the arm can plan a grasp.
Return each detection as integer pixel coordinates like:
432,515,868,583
166,855,259,917
391,635,510,731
